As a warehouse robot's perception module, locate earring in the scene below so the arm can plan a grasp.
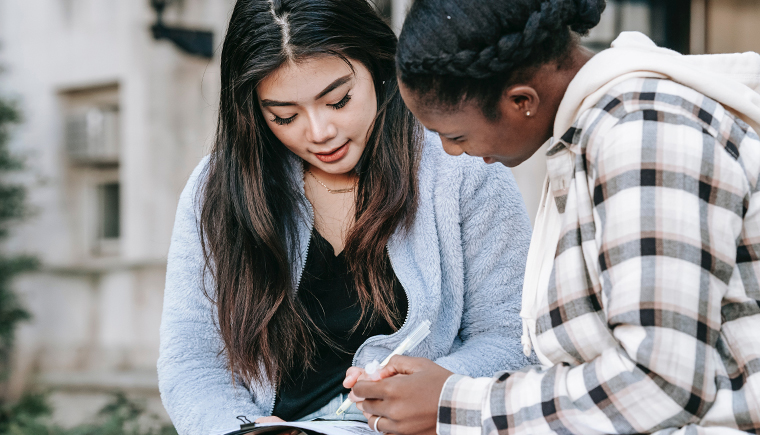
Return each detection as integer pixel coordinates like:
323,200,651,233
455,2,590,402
526,111,531,117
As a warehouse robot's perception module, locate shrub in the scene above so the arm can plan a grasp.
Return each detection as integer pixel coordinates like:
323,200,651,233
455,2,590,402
0,392,177,435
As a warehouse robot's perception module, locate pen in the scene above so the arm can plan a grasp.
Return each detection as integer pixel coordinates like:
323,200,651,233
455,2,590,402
336,319,432,415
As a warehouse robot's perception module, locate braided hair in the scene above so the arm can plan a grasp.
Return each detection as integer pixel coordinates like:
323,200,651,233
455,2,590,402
397,0,605,118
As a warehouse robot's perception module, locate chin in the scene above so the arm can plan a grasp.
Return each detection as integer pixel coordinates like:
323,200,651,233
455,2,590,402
499,154,532,167
312,154,361,175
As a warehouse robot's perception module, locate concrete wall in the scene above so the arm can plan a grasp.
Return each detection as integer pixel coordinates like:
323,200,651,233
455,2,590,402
0,0,232,425
706,0,760,54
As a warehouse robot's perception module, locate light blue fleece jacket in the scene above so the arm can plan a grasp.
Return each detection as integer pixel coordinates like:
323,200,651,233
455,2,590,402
157,133,533,435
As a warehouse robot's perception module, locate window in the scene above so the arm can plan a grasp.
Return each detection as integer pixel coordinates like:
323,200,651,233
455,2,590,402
97,183,120,240
584,0,692,54
65,105,120,164
60,84,122,257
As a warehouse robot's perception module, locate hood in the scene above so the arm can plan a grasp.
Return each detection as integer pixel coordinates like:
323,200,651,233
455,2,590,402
556,31,760,136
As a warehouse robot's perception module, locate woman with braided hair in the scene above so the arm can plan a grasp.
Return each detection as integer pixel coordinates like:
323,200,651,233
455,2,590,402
346,0,760,433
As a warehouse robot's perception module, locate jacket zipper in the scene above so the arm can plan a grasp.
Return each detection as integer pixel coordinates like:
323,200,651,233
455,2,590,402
268,187,315,416
351,243,412,367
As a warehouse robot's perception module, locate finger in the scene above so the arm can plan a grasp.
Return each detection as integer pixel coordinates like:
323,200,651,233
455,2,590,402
343,367,364,388
348,390,365,403
357,370,374,382
358,398,388,418
377,355,427,378
352,377,390,400
371,415,398,435
370,415,382,433
255,416,286,423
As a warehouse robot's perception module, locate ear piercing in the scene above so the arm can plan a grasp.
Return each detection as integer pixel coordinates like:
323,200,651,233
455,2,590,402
526,111,531,117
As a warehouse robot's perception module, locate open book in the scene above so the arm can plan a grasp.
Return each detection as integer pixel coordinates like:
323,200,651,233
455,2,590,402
212,420,377,435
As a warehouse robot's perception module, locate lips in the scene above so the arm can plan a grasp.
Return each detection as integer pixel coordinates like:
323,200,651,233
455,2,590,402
314,141,350,163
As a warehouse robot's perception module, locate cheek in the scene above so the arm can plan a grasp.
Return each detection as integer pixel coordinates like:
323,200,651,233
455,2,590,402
268,123,307,155
350,84,378,135
336,105,375,142
358,104,377,135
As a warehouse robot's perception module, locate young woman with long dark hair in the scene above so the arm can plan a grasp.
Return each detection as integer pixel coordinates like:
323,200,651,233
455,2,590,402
348,0,760,434
156,1,534,434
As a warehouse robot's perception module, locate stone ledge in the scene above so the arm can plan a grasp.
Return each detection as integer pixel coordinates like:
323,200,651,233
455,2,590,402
37,370,160,394
38,258,168,276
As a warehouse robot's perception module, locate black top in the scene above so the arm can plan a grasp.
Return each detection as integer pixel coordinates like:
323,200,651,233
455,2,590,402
271,230,408,421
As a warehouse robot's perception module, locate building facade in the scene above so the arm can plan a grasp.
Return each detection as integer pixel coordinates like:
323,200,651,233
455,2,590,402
0,0,758,427
0,0,232,424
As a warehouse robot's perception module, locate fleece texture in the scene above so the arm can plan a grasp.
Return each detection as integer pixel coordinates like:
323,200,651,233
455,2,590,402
157,132,533,435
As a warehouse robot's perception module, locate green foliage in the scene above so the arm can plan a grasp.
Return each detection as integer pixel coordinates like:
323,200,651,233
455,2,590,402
0,97,22,172
0,392,178,435
0,92,177,435
0,94,36,382
0,97,26,238
0,254,36,380
0,392,52,435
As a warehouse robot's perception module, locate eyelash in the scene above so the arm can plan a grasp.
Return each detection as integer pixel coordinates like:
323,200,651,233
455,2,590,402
270,93,352,126
328,93,352,110
272,114,296,126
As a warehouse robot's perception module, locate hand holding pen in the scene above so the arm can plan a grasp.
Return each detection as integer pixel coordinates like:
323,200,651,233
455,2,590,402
338,320,432,415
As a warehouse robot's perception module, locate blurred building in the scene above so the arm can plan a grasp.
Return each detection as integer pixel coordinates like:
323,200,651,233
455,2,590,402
0,0,758,428
0,0,231,424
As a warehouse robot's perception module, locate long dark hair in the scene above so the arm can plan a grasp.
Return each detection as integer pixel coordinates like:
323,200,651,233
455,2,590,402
200,0,421,387
397,0,605,118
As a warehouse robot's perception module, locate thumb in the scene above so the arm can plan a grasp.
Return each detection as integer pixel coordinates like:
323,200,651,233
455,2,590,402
343,367,364,388
377,355,427,378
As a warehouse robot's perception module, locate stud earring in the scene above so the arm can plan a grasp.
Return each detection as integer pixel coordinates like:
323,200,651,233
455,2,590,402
526,111,531,117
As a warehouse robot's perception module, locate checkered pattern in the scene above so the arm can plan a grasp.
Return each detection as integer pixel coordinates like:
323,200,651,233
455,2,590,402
438,78,760,434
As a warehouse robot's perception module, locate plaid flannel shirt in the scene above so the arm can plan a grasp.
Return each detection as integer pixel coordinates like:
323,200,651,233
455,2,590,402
438,78,760,434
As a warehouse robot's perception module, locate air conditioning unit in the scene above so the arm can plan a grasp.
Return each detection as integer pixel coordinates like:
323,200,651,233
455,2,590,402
65,106,120,163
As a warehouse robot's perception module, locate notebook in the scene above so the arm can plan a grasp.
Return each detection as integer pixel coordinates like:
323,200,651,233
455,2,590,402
212,419,377,435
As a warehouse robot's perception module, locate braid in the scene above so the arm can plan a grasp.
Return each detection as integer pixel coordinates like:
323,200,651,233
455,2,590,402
398,0,604,80
571,0,607,33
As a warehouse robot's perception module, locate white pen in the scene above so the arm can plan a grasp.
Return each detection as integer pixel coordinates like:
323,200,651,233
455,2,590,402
336,319,432,415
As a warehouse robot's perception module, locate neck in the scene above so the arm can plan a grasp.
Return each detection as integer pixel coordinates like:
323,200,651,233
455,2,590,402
539,44,595,140
305,163,357,186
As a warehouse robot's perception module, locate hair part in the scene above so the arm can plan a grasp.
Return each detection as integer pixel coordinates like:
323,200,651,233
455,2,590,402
200,0,421,388
397,0,605,119
269,0,294,59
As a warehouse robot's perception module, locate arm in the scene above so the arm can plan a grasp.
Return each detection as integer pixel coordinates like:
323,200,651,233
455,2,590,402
433,159,534,376
437,118,746,434
158,158,269,435
355,113,750,435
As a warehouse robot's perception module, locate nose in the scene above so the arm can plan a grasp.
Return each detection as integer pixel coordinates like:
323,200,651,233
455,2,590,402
305,111,338,144
440,137,464,156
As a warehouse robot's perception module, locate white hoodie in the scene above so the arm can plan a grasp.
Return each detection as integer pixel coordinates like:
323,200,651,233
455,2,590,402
520,31,760,363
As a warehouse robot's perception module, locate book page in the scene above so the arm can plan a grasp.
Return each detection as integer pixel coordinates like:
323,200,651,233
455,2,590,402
212,420,377,435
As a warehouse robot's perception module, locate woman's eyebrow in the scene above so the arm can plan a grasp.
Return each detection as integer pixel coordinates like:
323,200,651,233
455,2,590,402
260,74,353,107
315,74,352,100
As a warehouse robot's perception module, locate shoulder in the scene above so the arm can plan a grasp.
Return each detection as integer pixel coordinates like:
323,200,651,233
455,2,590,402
184,155,212,201
175,155,212,220
574,77,721,140
573,77,760,186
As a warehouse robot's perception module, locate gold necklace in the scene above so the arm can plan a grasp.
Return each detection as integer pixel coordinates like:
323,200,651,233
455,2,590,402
306,169,355,194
